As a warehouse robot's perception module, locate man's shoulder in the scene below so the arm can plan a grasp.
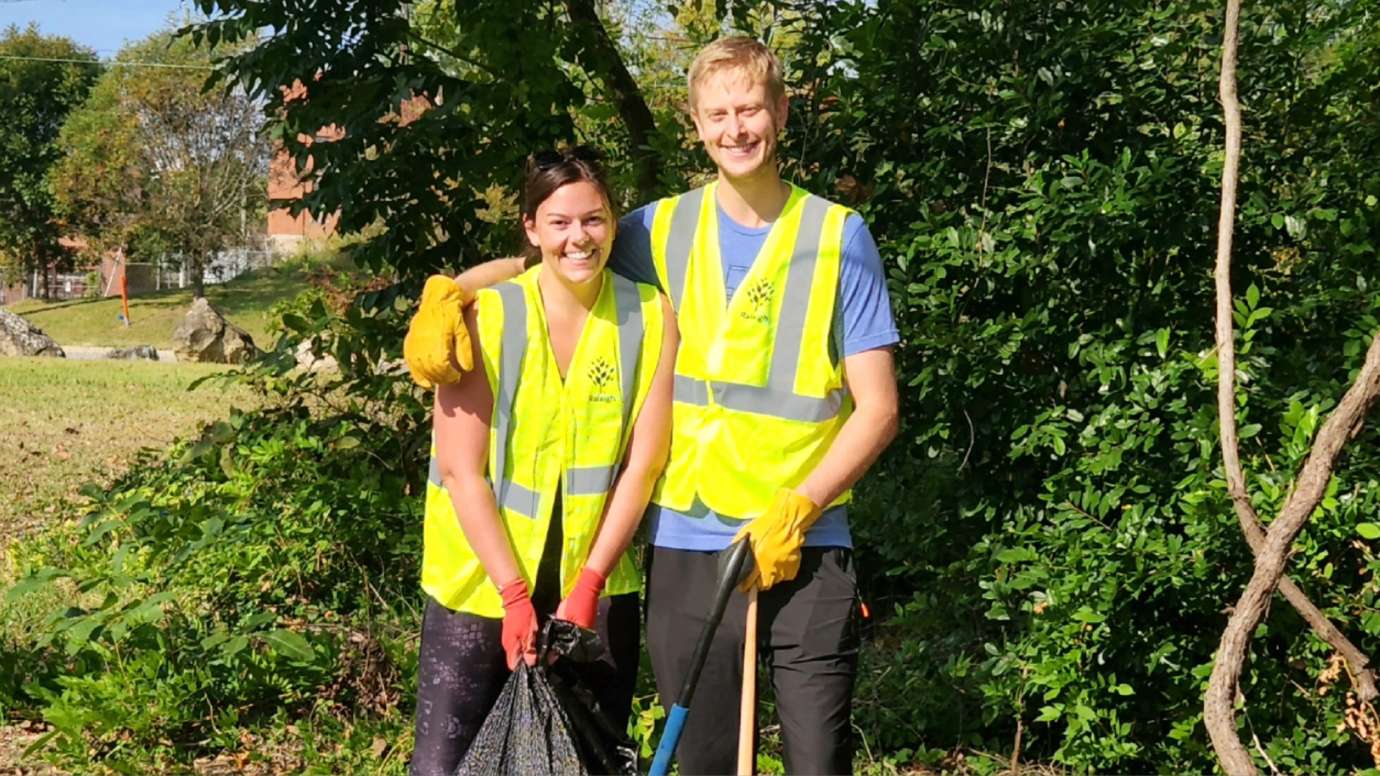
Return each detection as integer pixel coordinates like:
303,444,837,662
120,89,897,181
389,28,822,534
792,186,859,215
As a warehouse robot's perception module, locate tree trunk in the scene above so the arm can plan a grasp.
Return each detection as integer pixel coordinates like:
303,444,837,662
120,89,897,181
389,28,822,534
192,256,205,300
1203,2,1380,772
562,0,664,201
1204,333,1380,774
1205,0,1378,706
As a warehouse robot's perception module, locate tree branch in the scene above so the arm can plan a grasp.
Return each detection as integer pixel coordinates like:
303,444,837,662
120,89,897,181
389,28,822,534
1204,2,1380,771
1206,331,1380,774
562,0,663,201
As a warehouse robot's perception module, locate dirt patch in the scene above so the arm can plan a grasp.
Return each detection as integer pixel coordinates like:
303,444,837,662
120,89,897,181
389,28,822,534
0,721,65,775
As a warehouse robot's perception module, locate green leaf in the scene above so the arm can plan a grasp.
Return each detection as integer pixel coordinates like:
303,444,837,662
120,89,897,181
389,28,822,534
1072,606,1105,624
281,312,309,333
64,616,103,655
1357,523,1380,540
1245,284,1260,310
21,730,58,760
221,635,250,659
219,445,237,479
1155,328,1169,359
82,518,120,547
1113,683,1135,696
260,629,314,662
5,569,63,602
996,547,1039,564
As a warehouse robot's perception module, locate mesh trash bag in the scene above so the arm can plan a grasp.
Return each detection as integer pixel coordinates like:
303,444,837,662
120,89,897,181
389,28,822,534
455,619,639,776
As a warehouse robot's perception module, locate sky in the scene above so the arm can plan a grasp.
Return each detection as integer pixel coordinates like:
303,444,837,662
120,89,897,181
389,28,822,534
0,0,190,57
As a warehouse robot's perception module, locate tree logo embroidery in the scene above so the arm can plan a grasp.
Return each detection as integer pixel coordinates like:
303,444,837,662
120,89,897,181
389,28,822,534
586,356,618,403
741,278,774,324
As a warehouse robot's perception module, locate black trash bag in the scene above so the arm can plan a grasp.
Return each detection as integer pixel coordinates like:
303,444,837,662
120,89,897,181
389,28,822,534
454,619,639,776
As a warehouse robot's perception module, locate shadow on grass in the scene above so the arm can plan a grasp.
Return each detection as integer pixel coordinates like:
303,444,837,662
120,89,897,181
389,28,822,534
8,296,118,314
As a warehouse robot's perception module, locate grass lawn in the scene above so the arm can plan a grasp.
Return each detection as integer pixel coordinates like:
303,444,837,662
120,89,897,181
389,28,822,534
7,257,324,350
0,357,255,547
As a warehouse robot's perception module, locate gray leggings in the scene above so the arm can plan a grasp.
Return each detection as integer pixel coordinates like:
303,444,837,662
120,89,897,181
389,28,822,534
408,592,640,776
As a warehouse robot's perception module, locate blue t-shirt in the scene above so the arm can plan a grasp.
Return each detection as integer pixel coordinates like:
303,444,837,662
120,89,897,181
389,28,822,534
609,193,899,551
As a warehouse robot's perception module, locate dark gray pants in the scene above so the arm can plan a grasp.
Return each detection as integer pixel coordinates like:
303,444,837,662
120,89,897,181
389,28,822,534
646,546,861,775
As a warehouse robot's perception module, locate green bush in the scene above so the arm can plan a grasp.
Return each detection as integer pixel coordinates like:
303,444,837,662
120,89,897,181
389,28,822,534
4,278,431,772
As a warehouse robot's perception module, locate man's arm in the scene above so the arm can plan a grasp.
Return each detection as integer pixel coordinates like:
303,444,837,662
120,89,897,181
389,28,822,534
453,256,526,295
732,346,898,591
795,347,899,507
405,208,661,389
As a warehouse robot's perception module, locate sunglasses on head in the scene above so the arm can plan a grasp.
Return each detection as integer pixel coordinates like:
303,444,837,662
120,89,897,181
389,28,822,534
528,145,604,171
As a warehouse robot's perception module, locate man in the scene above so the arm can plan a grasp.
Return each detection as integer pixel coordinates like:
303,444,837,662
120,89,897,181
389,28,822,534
405,36,898,775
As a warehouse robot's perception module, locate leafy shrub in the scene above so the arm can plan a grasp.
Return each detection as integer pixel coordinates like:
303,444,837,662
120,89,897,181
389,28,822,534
4,275,431,771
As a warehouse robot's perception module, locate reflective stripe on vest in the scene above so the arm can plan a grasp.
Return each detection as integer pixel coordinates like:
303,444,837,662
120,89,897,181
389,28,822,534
650,183,853,518
421,268,661,616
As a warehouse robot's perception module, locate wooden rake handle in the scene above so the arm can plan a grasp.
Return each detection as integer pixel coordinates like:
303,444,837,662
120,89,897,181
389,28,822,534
737,587,759,776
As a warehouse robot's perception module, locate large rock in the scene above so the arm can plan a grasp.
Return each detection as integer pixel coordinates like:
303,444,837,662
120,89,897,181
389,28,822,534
294,337,339,373
0,309,65,358
172,298,258,364
107,345,159,361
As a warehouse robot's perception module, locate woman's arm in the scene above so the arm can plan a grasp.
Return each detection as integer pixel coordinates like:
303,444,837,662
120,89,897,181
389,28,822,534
582,295,679,576
433,305,522,588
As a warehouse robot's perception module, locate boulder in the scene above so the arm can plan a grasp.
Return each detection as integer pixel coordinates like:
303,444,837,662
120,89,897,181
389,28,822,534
172,298,258,364
107,344,159,361
0,309,65,358
294,337,339,373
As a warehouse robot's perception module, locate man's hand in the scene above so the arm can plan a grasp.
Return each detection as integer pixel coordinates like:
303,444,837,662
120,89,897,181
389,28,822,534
733,488,823,591
499,578,538,669
404,275,474,389
554,567,606,631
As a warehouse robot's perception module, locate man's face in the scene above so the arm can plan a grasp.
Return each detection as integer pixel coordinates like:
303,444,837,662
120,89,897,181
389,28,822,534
691,68,788,184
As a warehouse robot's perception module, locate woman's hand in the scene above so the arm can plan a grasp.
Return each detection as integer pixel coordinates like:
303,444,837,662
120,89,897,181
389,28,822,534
555,567,606,631
499,578,538,669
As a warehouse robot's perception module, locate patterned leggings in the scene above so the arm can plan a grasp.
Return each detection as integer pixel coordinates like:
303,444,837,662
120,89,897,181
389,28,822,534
410,507,640,776
409,594,640,775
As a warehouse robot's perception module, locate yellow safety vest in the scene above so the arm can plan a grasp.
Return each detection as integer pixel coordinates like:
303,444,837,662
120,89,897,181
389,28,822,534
648,182,854,519
421,266,664,617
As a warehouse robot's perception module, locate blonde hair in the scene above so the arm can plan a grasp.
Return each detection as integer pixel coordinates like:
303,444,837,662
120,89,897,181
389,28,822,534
687,36,785,112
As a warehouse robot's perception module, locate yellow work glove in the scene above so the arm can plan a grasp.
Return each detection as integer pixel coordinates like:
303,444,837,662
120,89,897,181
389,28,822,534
732,488,823,591
403,275,474,389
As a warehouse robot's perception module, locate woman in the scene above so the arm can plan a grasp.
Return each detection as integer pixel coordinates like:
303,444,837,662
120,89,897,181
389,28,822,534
410,148,676,775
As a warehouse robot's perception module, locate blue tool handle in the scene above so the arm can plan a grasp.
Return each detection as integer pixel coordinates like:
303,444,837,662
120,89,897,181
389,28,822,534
649,704,689,776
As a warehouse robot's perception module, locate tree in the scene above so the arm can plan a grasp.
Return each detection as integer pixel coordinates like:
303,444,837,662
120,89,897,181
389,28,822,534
186,0,676,280
1204,2,1380,772
0,24,98,296
50,30,267,299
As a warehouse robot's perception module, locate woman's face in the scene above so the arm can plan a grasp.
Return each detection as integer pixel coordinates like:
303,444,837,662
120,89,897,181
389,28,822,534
524,180,615,288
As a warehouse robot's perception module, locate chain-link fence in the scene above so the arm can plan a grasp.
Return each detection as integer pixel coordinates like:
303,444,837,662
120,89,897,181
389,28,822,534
1,244,279,306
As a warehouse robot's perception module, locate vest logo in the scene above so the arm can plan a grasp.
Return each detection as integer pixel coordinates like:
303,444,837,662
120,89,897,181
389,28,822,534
741,279,774,324
586,356,619,403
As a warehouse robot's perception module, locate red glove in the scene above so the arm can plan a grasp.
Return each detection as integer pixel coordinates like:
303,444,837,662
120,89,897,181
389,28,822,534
555,567,606,631
499,578,538,670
